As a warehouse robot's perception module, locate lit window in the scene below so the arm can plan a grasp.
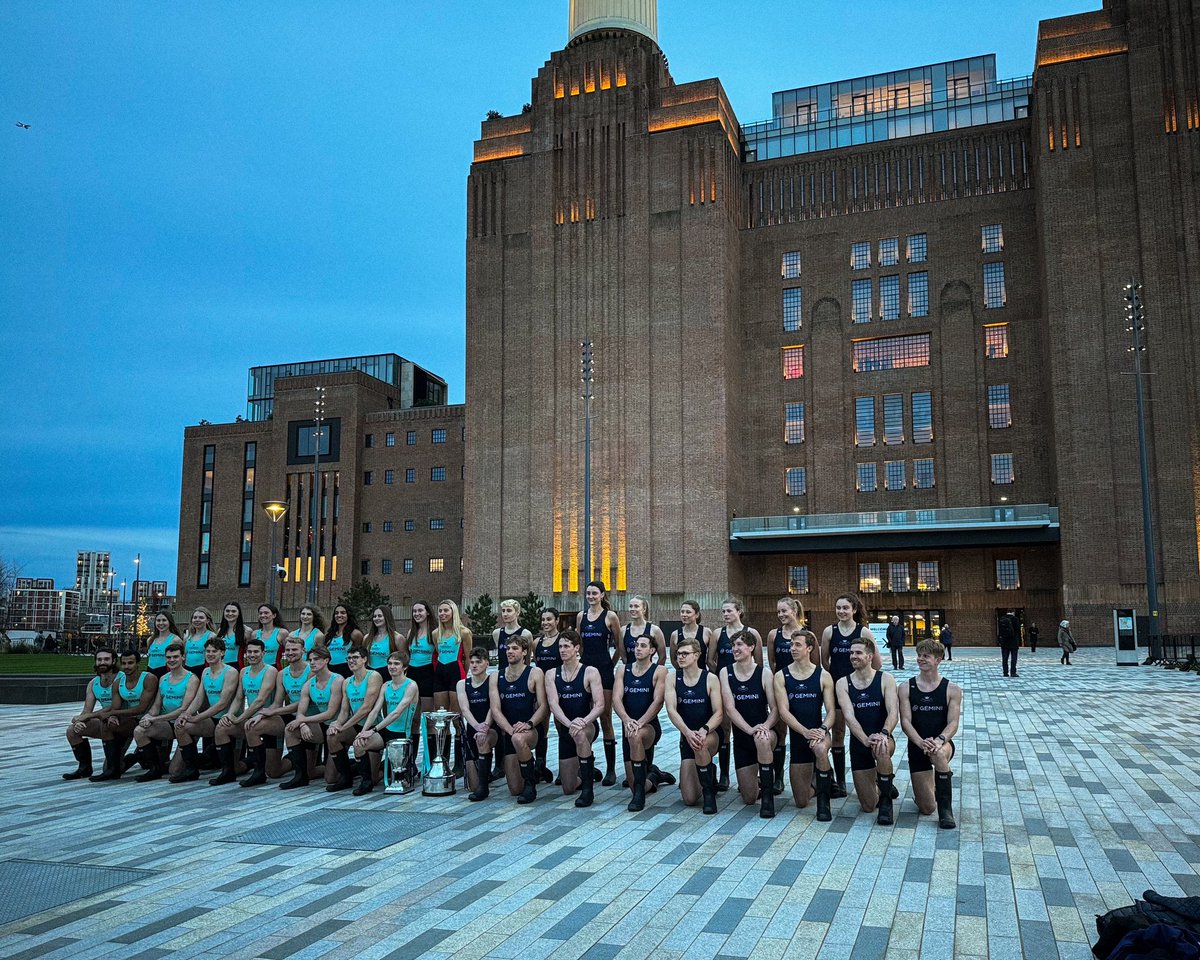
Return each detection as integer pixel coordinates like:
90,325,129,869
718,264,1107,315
890,562,910,592
912,392,933,443
362,522,372,534
917,560,940,591
859,562,881,593
852,279,872,323
885,461,905,491
988,384,1012,429
361,560,371,576
913,458,935,489
907,234,928,263
381,559,392,575
430,518,445,530
855,397,875,446
429,558,445,573
785,402,805,444
853,334,931,372
783,288,803,331
983,262,1006,308
432,429,447,444
880,275,900,321
404,519,415,531
996,559,1020,590
856,463,878,492
363,471,374,486
382,521,394,532
405,469,416,483
384,469,395,484
991,453,1015,484
385,432,396,447
365,434,375,449
908,272,929,317
985,324,1009,359
431,467,446,482
782,345,804,380
851,241,871,270
788,565,809,595
982,223,1004,254
781,251,802,279
879,237,899,267
403,559,413,574
406,431,417,445
785,467,807,496
883,394,904,444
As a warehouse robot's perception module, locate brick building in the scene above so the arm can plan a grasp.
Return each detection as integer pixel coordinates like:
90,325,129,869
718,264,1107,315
462,0,1200,643
7,578,81,634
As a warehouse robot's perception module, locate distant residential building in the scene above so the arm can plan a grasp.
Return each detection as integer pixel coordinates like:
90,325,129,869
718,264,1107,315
9,578,81,633
75,550,114,613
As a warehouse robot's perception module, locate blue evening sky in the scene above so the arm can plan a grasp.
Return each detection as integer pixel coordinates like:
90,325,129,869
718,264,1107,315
0,0,1094,594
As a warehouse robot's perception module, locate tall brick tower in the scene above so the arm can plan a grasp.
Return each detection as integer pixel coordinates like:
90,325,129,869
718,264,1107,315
463,1,744,612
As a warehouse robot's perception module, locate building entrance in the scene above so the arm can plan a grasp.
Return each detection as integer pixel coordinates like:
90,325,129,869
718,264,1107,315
868,608,945,643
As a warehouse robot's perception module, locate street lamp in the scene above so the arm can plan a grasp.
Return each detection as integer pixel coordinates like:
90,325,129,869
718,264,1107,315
107,570,115,640
262,500,289,607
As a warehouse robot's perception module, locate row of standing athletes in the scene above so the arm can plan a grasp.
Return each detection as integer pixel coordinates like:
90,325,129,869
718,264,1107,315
61,581,960,827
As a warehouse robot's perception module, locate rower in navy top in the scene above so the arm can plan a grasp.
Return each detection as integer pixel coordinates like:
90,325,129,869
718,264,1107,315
489,633,547,804
665,636,723,814
614,631,667,811
765,597,807,796
668,600,710,669
62,647,118,782
899,637,962,829
835,633,899,824
455,645,497,802
721,632,778,818
576,580,621,786
622,596,666,666
820,593,881,801
547,631,604,806
774,631,836,820
326,645,382,794
530,608,562,785
493,599,532,667
709,599,762,794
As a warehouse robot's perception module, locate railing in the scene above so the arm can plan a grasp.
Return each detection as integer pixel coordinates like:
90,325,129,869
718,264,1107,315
1145,633,1200,666
730,504,1059,539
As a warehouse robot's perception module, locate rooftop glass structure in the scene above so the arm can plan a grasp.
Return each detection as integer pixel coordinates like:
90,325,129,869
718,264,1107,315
741,55,1031,161
247,354,448,421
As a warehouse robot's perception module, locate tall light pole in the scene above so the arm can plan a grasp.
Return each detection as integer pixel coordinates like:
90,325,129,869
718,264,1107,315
1124,278,1159,652
580,341,594,585
309,387,326,604
119,579,127,643
106,570,115,639
263,500,288,607
132,553,142,649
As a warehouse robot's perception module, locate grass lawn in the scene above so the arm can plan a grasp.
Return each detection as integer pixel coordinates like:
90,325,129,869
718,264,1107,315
0,654,97,675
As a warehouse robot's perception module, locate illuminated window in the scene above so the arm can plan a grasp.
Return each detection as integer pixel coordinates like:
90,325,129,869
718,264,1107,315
431,466,446,482
403,559,413,574
363,471,374,486
907,234,928,263
432,429,447,444
985,324,1009,359
913,458,935,489
984,262,1007,308
381,559,393,575
404,519,415,531
880,275,900,321
384,469,394,485
908,272,929,317
996,559,1020,590
982,223,1004,253
788,565,810,595
852,334,931,372
781,251,802,279
855,397,875,446
885,460,905,491
883,394,904,444
785,402,805,444
430,518,445,530
912,392,933,443
880,237,899,267
406,431,417,445
405,469,416,483
783,288,803,331
429,558,445,573
890,562,911,592
859,562,882,593
385,433,395,447
917,560,940,591
852,279,872,323
786,467,807,496
383,521,394,532
991,453,1015,484
856,463,878,492
782,345,804,380
851,241,871,270
988,384,1012,428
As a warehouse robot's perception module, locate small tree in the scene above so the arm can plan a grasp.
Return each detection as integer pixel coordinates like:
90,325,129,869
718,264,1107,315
517,592,545,635
336,579,392,624
464,593,496,642
485,109,503,120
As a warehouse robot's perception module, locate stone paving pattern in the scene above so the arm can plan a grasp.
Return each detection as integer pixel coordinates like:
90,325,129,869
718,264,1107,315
1,647,1198,959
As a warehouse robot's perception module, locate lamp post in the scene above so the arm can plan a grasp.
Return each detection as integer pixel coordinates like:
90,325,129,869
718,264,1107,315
119,579,127,643
132,553,143,649
580,341,594,585
106,570,115,640
263,500,289,607
309,387,326,605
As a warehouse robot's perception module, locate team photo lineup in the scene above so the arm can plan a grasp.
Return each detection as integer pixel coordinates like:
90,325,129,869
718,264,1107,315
63,580,961,829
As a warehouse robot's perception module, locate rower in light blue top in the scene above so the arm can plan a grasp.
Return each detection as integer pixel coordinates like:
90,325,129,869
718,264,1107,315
296,604,327,655
254,603,290,667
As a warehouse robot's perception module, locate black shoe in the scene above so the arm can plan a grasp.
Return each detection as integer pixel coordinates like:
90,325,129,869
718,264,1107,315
540,766,554,784
628,761,647,812
1011,672,1019,678
352,755,374,795
651,764,675,786
876,775,895,826
517,760,538,805
468,756,490,802
326,751,354,792
716,773,730,793
759,766,776,819
698,763,718,815
279,747,310,790
63,743,93,781
89,741,122,782
576,756,596,808
935,772,957,830
208,743,237,786
601,740,617,787
169,744,200,783
830,781,848,799
815,770,833,822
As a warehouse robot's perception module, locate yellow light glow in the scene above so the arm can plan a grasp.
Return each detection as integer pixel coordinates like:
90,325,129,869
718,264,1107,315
319,556,326,582
647,109,721,134
331,556,337,582
616,504,627,592
1036,41,1127,67
601,512,612,588
474,142,527,163
552,511,563,594
262,500,288,522
568,510,579,594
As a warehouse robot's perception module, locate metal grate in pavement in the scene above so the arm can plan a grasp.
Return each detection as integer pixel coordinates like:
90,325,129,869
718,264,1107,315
219,811,453,850
0,858,152,926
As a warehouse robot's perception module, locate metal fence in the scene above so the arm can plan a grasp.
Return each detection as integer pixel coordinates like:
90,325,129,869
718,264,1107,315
1146,633,1199,665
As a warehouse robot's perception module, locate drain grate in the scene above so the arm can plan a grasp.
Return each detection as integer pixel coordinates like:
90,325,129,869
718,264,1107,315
219,811,454,850
0,859,153,927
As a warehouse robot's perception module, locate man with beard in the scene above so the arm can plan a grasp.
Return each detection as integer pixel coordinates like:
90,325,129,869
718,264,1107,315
63,647,119,780
91,649,159,781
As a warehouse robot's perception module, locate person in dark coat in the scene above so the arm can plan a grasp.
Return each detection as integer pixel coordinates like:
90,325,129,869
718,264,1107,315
1028,623,1040,653
998,612,1019,677
940,624,954,661
885,616,906,670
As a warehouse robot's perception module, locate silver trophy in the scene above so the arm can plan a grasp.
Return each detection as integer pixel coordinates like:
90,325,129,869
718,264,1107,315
422,708,458,796
383,737,416,794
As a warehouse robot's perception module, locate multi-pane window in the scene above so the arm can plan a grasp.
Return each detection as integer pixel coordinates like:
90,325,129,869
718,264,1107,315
851,241,871,270
430,518,445,530
855,397,875,446
991,453,1015,484
859,562,882,593
364,434,375,448
857,463,878,492
890,562,911,592
907,233,928,263
432,429,447,444
405,468,416,483
382,521,394,533
885,460,906,490
912,392,933,443
381,559,392,575
403,558,414,574
852,334,931,372
785,402,805,444
363,471,374,486
788,565,809,594
852,278,873,323
988,384,1012,428
429,558,445,573
913,458,936,489
785,467,807,496
781,251,802,279
360,560,371,576
782,345,804,379
983,262,1007,308
879,275,900,321
996,559,1020,590
783,287,803,332
431,467,446,482
908,271,929,317
982,223,1004,254
917,561,941,591
883,394,904,444
384,469,395,484
362,522,372,534
197,445,215,588
985,323,1009,359
404,519,415,531
385,432,396,447
239,442,256,588
879,237,899,267
406,431,417,445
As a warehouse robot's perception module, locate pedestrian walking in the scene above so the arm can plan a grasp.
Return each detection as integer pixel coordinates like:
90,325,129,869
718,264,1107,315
940,624,954,661
998,612,1019,677
1058,620,1076,665
1028,623,1040,653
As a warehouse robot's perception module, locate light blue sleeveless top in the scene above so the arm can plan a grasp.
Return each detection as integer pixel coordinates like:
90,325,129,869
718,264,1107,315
382,678,416,733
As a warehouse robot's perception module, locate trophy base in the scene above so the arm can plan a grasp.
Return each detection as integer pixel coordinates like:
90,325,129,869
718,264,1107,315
385,781,415,795
422,774,457,796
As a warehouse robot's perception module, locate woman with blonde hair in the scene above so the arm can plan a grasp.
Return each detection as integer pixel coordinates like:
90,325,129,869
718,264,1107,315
433,600,472,711
493,598,534,782
185,607,219,677
766,597,810,794
148,611,187,678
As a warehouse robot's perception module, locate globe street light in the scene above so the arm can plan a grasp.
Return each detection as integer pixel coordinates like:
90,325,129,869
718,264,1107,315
262,500,289,607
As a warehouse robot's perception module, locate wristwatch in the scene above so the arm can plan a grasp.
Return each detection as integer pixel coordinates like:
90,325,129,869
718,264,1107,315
699,724,709,733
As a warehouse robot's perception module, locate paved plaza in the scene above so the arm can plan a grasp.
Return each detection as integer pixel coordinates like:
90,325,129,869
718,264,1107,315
1,647,1198,960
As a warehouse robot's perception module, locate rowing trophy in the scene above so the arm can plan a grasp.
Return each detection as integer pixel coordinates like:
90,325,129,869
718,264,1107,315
422,708,458,796
383,737,416,794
